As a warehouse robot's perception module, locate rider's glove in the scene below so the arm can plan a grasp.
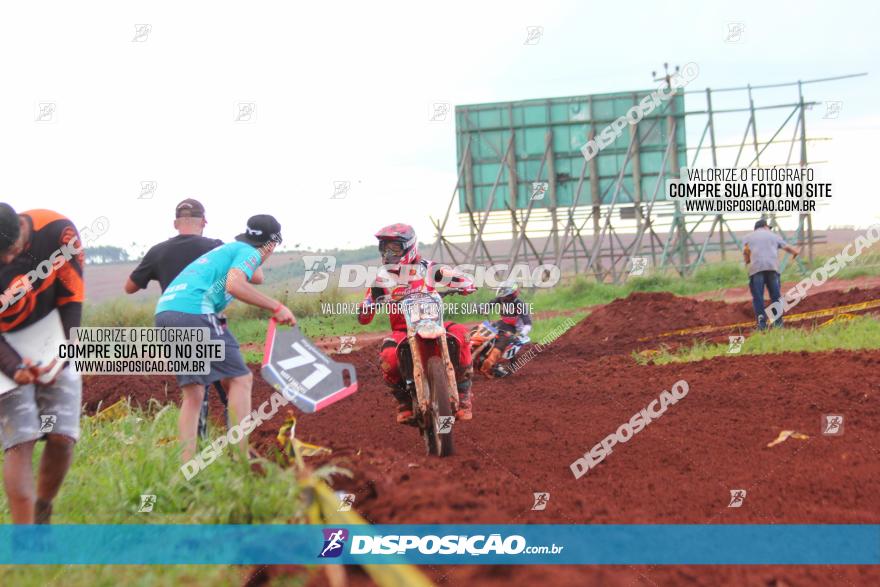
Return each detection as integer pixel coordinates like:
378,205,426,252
518,324,532,337
356,300,378,325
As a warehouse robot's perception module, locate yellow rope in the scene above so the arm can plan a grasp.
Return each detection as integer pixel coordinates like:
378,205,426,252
283,414,435,587
645,298,880,341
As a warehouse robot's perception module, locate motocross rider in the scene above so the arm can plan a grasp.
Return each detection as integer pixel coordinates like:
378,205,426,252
356,224,477,423
480,280,532,376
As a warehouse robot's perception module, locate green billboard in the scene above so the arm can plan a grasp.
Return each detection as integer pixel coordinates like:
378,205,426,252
455,89,687,212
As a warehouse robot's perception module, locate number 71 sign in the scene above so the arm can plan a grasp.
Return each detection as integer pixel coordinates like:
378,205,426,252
261,321,358,413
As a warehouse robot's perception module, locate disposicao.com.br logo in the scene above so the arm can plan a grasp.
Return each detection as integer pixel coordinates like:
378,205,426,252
298,257,562,292
319,528,349,558
319,530,564,558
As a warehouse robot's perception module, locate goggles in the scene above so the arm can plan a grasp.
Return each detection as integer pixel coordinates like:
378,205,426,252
379,240,405,257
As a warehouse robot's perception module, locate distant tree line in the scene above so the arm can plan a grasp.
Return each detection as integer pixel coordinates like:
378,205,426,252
85,245,130,264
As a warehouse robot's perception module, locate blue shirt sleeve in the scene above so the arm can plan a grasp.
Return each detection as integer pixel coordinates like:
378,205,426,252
229,244,261,281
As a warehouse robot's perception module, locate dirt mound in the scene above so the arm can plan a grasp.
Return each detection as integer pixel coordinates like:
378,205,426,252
551,286,880,359
82,373,179,413
554,292,748,357
792,284,880,313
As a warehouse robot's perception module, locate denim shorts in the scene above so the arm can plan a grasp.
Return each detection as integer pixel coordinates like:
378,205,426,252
154,311,251,387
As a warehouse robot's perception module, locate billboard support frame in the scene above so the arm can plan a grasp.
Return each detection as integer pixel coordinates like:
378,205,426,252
431,73,866,283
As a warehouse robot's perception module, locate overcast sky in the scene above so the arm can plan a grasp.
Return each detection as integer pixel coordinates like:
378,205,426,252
0,0,876,255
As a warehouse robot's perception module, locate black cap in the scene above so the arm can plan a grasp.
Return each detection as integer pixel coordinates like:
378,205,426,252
754,219,769,230
176,198,206,218
0,203,21,251
235,214,282,247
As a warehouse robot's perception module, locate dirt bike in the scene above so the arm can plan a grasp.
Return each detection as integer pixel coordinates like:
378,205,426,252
469,321,531,378
380,288,462,457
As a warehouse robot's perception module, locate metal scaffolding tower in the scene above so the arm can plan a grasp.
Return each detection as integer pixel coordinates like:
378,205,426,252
431,72,865,283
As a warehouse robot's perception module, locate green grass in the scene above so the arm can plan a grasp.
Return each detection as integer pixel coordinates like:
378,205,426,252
0,401,308,525
0,565,274,587
529,312,586,344
526,262,768,311
633,314,880,365
835,251,880,280
0,403,325,586
84,298,155,327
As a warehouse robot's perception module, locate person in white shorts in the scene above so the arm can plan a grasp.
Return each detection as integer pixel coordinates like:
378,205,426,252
0,204,85,524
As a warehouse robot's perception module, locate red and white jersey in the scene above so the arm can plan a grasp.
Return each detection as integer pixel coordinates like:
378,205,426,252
357,259,475,331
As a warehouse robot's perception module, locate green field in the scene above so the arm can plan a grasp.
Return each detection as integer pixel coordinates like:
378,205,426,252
0,403,327,586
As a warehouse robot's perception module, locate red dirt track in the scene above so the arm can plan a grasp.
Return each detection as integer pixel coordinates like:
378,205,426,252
82,285,880,586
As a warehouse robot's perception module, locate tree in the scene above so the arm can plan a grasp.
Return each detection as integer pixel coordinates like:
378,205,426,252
85,245,130,264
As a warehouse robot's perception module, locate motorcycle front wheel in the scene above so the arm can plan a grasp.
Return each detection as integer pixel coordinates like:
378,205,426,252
423,355,455,457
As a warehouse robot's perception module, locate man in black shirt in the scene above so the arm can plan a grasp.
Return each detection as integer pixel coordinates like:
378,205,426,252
125,199,223,293
124,199,234,437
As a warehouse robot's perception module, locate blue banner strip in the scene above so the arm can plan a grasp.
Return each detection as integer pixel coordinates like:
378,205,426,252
0,525,877,565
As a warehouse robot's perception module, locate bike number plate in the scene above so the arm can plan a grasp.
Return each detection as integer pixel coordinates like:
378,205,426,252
260,321,358,413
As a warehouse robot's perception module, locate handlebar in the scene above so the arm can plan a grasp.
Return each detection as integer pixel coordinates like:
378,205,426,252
361,289,462,313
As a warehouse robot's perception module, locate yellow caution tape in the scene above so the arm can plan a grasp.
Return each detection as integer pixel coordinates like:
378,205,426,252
819,313,856,328
311,480,435,587
285,424,434,587
297,441,333,458
92,398,130,422
276,411,333,467
645,298,880,341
